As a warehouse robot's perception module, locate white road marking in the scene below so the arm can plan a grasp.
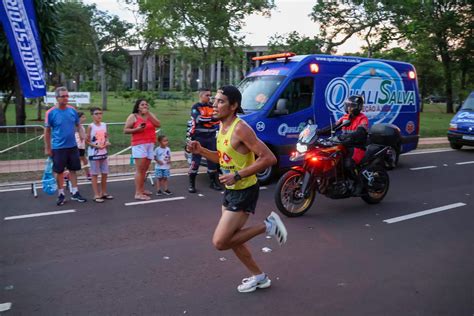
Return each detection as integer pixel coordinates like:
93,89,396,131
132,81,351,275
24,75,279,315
383,202,467,224
125,196,185,206
0,302,12,312
4,209,76,221
107,177,134,183
402,148,453,155
456,161,474,165
409,166,437,170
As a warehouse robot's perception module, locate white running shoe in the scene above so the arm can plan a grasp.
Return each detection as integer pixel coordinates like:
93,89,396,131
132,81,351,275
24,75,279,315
265,211,288,246
237,275,271,293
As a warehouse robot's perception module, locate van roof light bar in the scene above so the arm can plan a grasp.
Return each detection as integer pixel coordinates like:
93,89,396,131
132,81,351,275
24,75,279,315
252,52,296,61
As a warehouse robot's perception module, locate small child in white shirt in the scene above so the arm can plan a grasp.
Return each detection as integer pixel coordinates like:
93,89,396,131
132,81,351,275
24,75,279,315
154,135,172,195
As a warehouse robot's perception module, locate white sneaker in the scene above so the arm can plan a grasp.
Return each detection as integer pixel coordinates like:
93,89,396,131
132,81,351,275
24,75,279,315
265,211,288,246
237,275,271,293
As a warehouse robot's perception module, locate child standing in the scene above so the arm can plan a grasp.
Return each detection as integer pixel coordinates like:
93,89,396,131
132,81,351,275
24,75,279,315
154,135,172,195
86,107,113,203
75,112,90,179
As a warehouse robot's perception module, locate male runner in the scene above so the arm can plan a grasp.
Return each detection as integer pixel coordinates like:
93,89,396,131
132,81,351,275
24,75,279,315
187,85,288,293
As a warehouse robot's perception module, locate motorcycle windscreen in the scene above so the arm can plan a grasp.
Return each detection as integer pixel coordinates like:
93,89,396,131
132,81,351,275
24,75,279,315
298,124,318,144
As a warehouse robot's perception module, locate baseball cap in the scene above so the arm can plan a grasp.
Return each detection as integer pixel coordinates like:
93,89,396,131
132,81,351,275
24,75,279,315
218,85,244,114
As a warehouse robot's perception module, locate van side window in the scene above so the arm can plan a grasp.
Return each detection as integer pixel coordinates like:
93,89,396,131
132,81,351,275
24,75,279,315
276,77,314,114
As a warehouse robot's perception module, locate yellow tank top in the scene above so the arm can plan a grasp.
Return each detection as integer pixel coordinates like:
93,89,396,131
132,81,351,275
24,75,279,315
217,117,258,190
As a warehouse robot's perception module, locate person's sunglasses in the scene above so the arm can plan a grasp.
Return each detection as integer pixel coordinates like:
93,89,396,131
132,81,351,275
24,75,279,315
57,95,69,98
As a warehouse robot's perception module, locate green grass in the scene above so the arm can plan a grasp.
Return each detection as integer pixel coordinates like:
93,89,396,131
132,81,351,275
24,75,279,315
1,96,455,161
419,103,454,137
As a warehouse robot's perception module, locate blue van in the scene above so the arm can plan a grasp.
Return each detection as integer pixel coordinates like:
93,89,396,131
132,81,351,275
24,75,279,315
237,53,420,182
448,91,474,149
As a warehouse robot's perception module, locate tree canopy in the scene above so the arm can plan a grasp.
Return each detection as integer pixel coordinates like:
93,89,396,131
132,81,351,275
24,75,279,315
268,0,473,113
139,0,275,88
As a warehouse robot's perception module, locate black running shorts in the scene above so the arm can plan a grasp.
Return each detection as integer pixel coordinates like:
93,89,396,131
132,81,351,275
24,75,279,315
223,183,260,214
52,147,81,173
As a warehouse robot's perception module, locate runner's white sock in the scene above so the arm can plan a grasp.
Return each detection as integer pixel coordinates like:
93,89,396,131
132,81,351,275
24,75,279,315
58,189,64,195
71,187,78,194
264,219,272,233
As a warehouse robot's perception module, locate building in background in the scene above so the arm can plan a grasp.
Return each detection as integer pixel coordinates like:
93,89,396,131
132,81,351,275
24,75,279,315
122,46,269,91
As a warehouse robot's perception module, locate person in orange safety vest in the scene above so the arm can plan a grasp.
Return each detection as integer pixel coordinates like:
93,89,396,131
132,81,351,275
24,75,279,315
188,88,222,193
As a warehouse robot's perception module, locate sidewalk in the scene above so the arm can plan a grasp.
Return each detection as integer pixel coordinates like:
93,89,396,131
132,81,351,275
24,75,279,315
0,137,449,174
418,137,449,145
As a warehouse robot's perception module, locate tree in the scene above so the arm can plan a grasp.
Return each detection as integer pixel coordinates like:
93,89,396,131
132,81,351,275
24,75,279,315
310,0,472,113
310,1,395,55
57,2,96,91
57,1,133,110
124,1,173,91
0,0,62,126
385,1,473,113
267,31,324,55
140,0,275,88
93,11,133,109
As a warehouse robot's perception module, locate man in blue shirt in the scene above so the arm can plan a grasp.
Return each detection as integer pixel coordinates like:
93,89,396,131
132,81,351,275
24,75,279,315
44,87,87,205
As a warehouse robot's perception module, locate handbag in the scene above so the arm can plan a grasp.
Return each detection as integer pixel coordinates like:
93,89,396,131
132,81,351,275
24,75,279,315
42,157,57,195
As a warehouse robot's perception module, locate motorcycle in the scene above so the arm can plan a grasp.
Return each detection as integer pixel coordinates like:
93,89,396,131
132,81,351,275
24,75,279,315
274,122,396,217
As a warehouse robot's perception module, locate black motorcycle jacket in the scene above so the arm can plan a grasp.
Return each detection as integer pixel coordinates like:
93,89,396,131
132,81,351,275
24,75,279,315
318,113,368,148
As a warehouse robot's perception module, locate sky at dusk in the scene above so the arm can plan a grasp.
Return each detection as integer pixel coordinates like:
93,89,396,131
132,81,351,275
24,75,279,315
83,0,362,54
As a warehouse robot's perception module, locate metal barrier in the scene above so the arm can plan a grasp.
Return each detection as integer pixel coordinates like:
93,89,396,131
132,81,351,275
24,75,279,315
0,123,160,193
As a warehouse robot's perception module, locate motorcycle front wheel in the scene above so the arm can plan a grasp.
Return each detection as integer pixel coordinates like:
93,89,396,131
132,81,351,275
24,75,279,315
274,170,316,217
361,167,390,204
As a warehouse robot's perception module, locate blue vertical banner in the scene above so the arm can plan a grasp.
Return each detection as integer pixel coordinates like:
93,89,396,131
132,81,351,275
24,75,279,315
0,0,46,98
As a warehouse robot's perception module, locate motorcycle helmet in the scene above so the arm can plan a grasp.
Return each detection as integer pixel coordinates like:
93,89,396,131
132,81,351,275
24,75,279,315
344,95,364,116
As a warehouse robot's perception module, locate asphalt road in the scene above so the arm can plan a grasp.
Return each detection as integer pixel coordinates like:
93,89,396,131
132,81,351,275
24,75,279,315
1,148,473,316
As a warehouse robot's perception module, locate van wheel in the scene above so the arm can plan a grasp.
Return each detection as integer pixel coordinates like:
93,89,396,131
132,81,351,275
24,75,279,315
384,146,400,170
257,165,277,184
257,166,276,184
450,142,462,150
256,147,278,184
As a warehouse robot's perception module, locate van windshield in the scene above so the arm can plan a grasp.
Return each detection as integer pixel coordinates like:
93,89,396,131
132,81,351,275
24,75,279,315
461,94,474,111
239,75,285,112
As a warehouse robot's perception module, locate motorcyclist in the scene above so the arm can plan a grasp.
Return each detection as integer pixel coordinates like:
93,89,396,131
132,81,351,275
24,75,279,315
320,95,368,194
188,88,222,193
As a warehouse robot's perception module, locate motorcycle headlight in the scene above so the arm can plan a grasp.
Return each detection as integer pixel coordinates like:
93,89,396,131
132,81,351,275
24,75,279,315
296,143,307,153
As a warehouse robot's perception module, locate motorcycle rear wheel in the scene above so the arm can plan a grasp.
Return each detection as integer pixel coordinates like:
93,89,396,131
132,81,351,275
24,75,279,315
274,170,316,217
361,167,390,204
